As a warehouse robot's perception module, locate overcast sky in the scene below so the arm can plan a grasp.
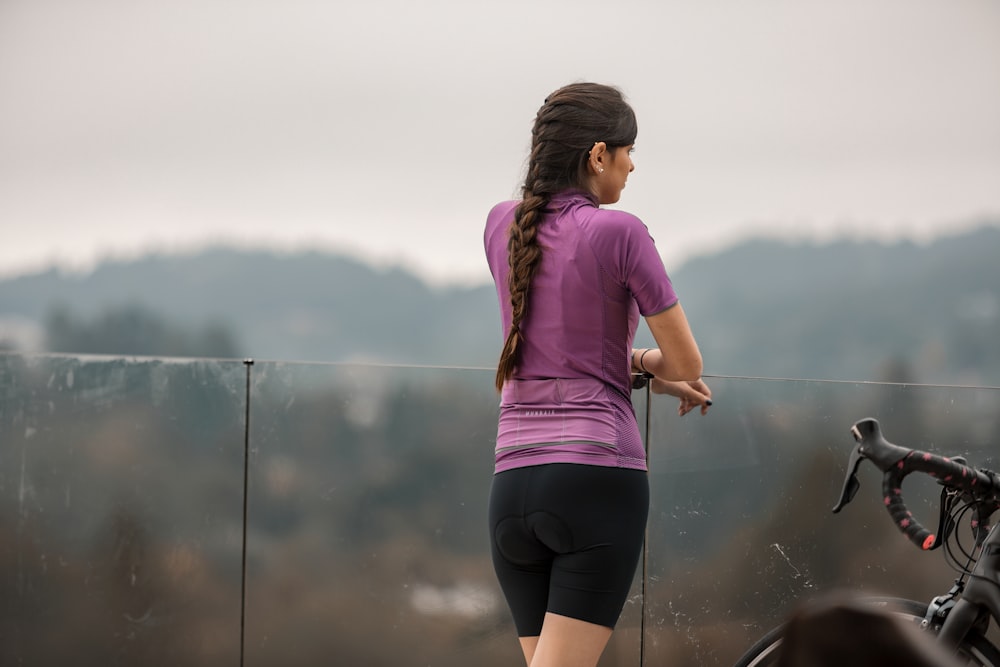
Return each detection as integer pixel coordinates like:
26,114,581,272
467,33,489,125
1,0,998,286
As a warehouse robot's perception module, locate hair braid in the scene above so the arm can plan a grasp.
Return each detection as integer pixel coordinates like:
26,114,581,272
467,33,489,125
494,83,637,392
494,154,548,391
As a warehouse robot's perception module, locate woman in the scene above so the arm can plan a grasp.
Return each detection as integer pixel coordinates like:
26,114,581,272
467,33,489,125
485,82,712,667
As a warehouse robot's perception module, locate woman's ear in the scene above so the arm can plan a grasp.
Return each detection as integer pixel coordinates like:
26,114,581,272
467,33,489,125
588,141,608,174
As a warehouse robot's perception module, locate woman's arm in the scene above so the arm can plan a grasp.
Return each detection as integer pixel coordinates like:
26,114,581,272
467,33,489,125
632,303,712,416
635,303,702,381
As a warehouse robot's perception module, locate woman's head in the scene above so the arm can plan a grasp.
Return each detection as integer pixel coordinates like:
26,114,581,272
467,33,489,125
528,83,638,204
495,83,637,391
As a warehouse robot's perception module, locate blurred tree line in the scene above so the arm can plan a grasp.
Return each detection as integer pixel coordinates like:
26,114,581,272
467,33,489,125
44,302,241,359
1,224,999,384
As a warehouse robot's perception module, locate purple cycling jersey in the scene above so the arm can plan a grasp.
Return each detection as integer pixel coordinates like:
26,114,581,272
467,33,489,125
485,189,678,473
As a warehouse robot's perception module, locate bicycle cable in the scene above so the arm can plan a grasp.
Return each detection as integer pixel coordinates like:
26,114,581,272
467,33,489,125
943,499,983,577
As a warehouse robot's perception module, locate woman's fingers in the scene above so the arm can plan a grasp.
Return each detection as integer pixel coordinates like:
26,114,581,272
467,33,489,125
649,378,713,416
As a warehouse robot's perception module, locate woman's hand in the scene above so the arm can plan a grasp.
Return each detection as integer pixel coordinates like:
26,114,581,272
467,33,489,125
650,378,713,416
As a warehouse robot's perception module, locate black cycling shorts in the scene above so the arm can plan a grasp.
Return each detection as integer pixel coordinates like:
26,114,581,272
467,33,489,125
488,463,649,637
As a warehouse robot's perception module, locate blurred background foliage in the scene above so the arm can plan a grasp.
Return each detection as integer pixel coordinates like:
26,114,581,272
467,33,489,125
1,220,998,665
1,354,997,665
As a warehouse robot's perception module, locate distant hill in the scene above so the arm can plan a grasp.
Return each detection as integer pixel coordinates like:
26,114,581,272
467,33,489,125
1,224,998,385
659,226,1000,385
0,249,499,366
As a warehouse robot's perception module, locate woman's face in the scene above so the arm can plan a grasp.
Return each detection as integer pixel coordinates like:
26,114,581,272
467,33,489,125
594,145,635,205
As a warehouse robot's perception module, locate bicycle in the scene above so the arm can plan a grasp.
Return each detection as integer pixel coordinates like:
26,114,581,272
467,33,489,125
734,417,1000,666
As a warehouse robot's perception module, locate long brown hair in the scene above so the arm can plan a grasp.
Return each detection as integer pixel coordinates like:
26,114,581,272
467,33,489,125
495,83,637,391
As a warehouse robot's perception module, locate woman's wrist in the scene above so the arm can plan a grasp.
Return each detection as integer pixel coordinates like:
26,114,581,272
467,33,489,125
639,348,652,373
632,348,653,374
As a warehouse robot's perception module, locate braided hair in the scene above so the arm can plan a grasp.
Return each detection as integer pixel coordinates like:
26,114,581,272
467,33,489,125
494,83,637,392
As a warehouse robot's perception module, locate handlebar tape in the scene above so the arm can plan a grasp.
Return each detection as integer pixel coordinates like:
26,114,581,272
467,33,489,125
881,451,992,550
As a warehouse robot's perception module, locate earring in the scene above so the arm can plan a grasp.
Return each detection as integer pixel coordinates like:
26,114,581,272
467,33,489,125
599,167,604,173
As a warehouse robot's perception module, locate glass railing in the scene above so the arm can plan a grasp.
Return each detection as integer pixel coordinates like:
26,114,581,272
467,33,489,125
1,352,997,666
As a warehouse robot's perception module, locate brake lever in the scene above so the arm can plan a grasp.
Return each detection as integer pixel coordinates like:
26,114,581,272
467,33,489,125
832,442,866,513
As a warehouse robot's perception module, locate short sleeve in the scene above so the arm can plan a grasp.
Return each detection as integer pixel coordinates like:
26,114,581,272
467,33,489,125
586,209,678,316
484,200,519,283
